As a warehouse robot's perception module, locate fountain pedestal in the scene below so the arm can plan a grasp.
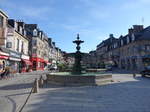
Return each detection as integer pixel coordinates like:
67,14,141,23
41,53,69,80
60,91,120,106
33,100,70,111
47,74,112,86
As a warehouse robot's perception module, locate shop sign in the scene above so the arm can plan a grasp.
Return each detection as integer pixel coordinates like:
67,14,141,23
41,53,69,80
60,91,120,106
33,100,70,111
9,51,21,59
21,55,29,60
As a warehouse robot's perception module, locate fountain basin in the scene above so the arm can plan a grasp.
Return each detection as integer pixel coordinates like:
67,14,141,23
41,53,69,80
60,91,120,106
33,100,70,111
46,73,112,86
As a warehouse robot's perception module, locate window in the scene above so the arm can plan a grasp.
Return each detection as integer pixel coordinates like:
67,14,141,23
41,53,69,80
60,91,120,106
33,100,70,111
145,45,150,51
32,40,37,46
16,39,19,51
32,49,37,54
19,26,22,34
33,29,37,36
132,34,135,41
127,36,130,43
21,41,24,53
0,16,3,27
24,30,26,36
121,40,123,46
6,42,12,48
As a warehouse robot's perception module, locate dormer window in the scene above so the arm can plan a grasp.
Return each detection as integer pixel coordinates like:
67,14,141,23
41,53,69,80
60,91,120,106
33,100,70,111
127,36,130,44
24,30,26,36
19,26,22,34
114,43,117,48
121,40,123,46
33,29,37,36
132,34,135,41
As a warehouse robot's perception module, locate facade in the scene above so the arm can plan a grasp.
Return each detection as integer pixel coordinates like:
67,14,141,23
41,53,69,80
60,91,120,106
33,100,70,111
0,10,9,72
0,10,31,73
93,25,150,72
25,24,49,70
48,38,65,69
0,9,65,73
7,19,30,73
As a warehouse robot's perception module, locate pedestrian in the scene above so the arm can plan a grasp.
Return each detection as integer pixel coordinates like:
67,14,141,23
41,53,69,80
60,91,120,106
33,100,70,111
0,61,5,79
1,66,10,79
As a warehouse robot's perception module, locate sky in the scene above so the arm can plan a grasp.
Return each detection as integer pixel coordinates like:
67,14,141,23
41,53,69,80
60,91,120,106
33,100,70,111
0,0,150,53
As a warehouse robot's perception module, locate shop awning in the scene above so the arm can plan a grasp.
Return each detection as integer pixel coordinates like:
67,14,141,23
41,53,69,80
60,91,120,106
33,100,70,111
0,55,9,59
9,57,21,61
22,59,32,65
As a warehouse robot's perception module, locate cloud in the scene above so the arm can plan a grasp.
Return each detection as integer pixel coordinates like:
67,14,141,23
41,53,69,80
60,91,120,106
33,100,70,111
0,0,52,20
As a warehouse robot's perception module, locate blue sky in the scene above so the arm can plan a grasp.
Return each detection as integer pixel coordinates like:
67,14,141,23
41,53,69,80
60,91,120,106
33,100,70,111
1,0,150,52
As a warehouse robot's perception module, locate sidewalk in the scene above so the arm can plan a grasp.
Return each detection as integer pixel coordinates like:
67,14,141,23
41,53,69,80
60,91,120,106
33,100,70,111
0,70,50,112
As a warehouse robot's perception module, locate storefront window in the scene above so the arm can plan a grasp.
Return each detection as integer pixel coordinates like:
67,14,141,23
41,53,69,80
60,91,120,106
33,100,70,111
33,61,36,70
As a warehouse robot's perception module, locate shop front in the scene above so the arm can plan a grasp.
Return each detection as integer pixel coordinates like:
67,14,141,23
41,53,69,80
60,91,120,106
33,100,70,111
0,51,9,73
21,55,32,72
9,51,21,73
31,57,45,71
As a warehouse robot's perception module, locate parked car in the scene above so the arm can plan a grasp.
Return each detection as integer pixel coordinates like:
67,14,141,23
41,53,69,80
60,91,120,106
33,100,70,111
105,65,113,71
140,66,150,77
48,65,57,71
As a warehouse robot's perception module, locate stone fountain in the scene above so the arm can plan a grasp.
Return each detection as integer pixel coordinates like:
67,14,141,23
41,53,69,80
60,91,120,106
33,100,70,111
72,34,84,74
46,34,112,86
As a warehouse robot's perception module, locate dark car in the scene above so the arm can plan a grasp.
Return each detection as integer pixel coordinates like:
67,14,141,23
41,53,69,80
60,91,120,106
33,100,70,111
140,66,150,77
105,65,113,71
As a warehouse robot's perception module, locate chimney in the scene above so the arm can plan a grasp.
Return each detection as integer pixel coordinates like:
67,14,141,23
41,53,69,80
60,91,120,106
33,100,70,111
128,28,134,34
133,25,143,33
109,34,113,38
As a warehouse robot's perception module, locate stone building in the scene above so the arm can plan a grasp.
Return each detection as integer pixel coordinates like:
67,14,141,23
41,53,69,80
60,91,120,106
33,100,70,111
48,38,64,69
94,25,150,72
115,25,150,71
0,10,9,72
25,24,49,70
7,19,31,73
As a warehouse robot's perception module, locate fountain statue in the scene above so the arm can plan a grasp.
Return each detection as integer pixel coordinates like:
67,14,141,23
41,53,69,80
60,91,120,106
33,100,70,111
72,34,84,74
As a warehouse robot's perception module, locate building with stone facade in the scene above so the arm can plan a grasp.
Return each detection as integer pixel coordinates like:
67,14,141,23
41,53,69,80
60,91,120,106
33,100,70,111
0,9,65,73
7,19,31,73
48,38,65,69
0,10,9,73
25,24,49,70
91,25,150,72
0,10,31,73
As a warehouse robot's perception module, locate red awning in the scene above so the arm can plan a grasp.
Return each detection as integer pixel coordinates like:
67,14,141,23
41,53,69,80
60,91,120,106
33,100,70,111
22,59,32,65
0,55,9,59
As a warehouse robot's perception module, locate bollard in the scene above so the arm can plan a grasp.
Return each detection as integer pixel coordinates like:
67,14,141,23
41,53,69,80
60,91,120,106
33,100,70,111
33,78,39,93
39,76,44,88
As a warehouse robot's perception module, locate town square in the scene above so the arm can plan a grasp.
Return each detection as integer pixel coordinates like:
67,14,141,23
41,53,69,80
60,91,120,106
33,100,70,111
0,0,150,112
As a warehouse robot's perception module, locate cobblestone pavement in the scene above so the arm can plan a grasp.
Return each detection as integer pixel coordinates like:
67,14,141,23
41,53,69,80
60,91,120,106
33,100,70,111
0,70,49,112
24,72,150,112
1,70,150,112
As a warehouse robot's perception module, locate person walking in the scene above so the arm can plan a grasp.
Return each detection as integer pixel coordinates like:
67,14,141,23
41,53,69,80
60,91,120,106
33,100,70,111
0,66,10,79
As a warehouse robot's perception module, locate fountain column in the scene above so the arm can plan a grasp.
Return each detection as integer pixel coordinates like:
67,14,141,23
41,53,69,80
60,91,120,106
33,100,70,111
72,34,84,74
